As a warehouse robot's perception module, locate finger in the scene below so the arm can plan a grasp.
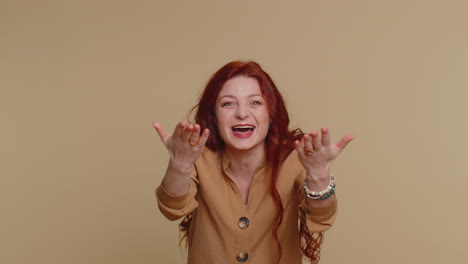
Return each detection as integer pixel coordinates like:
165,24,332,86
294,139,305,157
303,134,314,152
152,122,170,141
311,130,322,150
335,134,354,151
182,124,194,141
189,124,201,145
174,121,187,137
321,127,330,146
198,128,210,147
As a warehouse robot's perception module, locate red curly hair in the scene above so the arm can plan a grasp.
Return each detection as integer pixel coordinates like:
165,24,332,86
180,61,324,263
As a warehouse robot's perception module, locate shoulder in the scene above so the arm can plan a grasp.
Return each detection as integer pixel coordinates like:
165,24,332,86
280,149,305,175
194,147,223,172
276,149,307,195
198,147,220,163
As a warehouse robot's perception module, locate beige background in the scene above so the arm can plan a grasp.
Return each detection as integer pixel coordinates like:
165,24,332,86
2,0,467,263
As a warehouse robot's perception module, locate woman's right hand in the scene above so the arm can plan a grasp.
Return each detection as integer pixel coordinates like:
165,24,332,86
152,121,210,173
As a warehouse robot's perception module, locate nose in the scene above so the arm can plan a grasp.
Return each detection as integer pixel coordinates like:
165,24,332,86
235,104,249,119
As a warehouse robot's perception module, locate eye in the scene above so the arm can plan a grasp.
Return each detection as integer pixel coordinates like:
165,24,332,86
221,101,235,107
251,100,262,105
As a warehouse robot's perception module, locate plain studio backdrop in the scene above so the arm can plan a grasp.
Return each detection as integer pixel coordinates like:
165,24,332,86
2,0,467,263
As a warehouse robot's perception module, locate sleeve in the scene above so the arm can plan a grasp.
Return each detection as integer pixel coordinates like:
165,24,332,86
298,189,337,232
155,167,199,221
293,154,338,232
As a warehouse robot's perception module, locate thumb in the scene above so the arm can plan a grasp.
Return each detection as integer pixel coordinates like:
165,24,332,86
152,122,170,142
335,134,354,152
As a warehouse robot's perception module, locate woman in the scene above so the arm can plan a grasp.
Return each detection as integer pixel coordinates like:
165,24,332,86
153,61,353,264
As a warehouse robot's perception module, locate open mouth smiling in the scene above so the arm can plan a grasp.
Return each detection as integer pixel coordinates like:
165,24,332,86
231,124,256,133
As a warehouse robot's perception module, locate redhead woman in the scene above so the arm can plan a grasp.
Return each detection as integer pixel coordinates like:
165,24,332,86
153,61,353,264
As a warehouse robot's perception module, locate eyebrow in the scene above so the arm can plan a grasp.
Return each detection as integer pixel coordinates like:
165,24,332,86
218,94,263,100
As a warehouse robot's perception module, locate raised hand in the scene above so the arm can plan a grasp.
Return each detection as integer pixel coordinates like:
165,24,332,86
294,127,353,188
153,121,210,173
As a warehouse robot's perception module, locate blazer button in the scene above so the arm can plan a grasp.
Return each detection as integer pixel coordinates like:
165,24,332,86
238,217,250,229
236,252,249,262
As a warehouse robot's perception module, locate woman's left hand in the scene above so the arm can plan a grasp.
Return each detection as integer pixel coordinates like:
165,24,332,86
295,128,354,188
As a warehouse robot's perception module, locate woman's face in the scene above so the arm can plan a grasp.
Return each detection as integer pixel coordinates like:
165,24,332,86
215,76,270,153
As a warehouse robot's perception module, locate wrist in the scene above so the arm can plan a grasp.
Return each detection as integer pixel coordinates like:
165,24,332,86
305,163,331,178
303,174,336,200
306,167,330,186
168,159,193,175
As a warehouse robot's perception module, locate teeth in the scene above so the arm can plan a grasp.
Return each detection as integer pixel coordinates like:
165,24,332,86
233,125,255,129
